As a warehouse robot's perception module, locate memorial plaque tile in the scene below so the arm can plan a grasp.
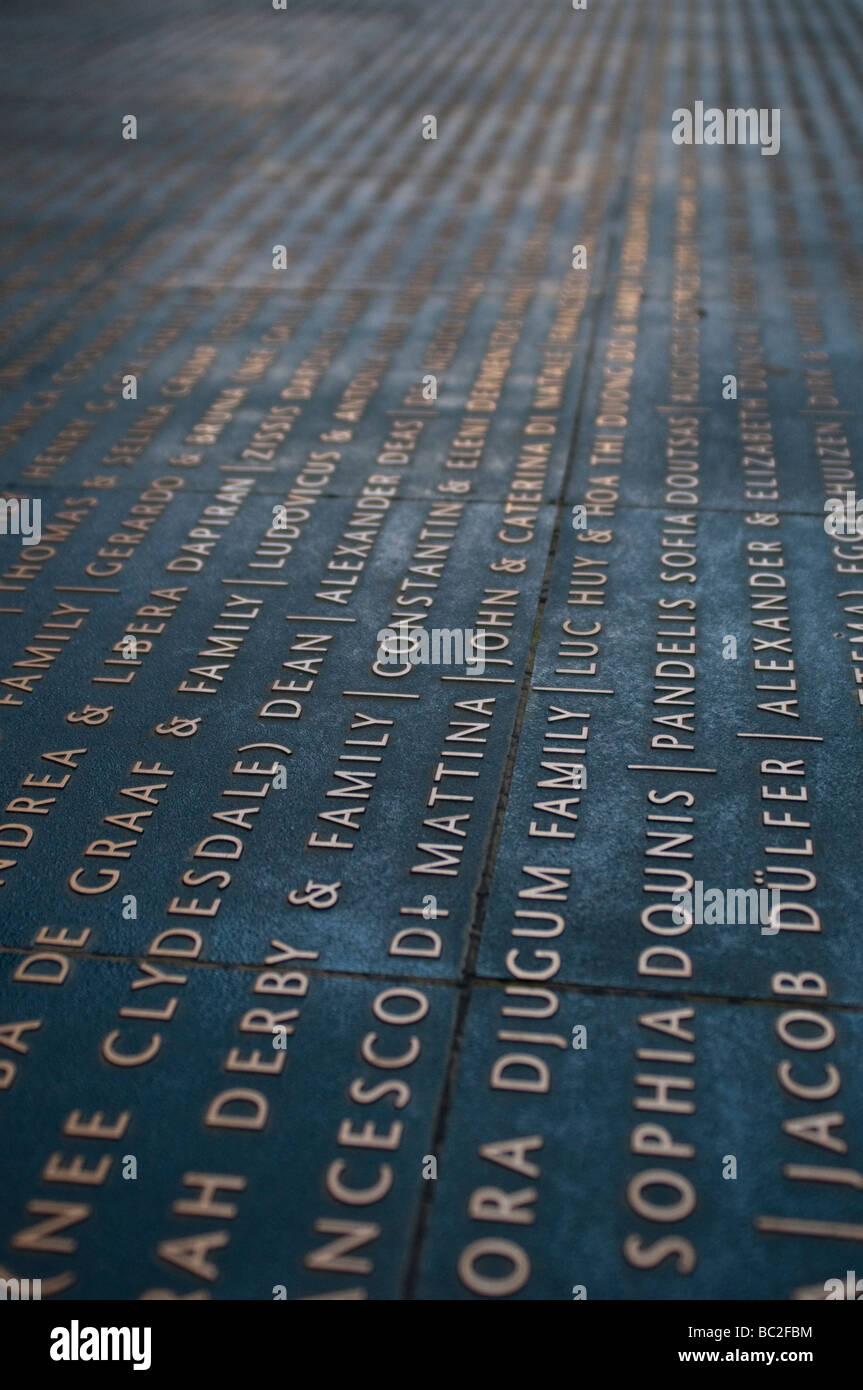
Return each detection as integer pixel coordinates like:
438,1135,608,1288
415,983,863,1301
1,0,861,1313
0,0,653,507
559,28,863,522
477,504,863,1004
0,951,457,1300
2,268,607,506
0,485,553,978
